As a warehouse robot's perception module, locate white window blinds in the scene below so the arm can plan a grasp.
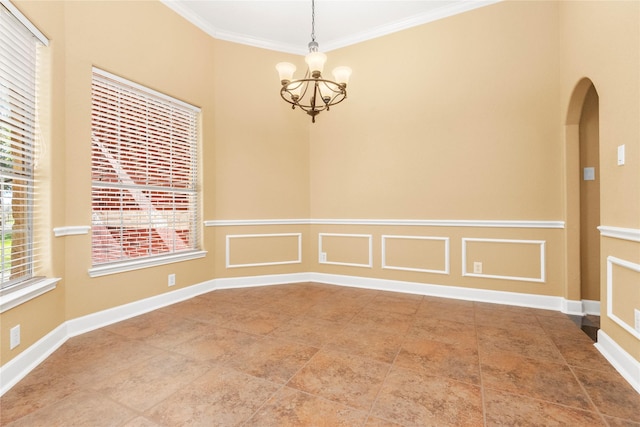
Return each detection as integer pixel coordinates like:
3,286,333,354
0,3,46,289
91,69,200,266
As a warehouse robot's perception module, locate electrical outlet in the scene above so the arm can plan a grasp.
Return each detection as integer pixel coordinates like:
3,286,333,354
618,144,625,166
319,252,327,263
473,262,483,274
10,325,20,350
635,309,640,333
168,273,176,287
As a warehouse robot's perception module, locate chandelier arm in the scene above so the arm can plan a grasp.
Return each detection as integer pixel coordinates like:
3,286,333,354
280,78,346,108
279,75,347,123
312,79,320,113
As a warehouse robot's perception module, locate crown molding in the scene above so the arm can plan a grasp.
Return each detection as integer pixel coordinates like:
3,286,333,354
160,0,501,54
322,0,501,52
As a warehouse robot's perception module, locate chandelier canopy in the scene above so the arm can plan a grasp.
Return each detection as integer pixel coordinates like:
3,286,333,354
276,0,352,123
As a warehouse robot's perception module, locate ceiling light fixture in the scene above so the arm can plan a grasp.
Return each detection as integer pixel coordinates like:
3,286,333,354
276,0,352,123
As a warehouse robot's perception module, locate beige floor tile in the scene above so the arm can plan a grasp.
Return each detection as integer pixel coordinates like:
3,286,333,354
104,310,175,339
554,338,617,372
477,325,564,363
325,323,405,363
364,416,407,427
305,300,365,322
480,351,594,410
371,366,484,427
269,315,346,347
349,307,415,334
244,386,369,426
418,302,475,324
221,308,292,335
145,365,280,427
603,416,640,427
409,317,478,347
121,416,164,427
288,349,390,411
395,337,481,385
140,317,214,350
0,352,80,424
573,367,640,423
169,325,261,363
226,337,319,384
90,351,211,411
6,390,137,427
366,292,423,315
484,388,605,426
62,336,164,385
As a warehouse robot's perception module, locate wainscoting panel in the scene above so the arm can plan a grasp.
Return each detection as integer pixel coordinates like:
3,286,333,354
318,233,373,268
226,233,302,268
462,238,546,282
381,235,450,274
606,256,640,340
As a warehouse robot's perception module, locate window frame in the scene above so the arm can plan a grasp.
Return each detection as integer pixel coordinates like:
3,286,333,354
88,68,205,278
0,0,59,313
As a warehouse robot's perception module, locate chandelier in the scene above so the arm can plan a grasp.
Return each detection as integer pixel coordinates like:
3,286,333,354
276,0,352,123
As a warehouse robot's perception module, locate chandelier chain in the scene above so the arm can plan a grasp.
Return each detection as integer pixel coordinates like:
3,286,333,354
310,0,316,43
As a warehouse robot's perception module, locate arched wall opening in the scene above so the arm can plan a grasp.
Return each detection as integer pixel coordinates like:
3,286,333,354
564,77,601,312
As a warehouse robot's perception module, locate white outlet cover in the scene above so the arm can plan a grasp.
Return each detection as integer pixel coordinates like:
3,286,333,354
618,144,625,166
635,309,640,333
319,252,327,263
10,325,20,349
473,262,482,274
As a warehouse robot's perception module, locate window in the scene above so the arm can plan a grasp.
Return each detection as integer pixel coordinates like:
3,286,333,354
0,1,48,291
90,68,201,274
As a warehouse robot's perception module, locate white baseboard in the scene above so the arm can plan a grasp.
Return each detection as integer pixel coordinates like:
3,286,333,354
214,273,311,290
0,323,67,396
582,299,601,315
561,299,585,316
595,330,640,394
309,272,564,311
560,299,601,316
0,272,629,397
66,279,217,338
66,273,311,338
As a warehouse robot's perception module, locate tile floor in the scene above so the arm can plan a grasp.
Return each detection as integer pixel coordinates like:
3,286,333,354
2,282,640,426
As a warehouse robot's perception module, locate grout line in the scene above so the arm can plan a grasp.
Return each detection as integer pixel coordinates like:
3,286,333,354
363,296,425,427
474,302,489,427
566,363,610,425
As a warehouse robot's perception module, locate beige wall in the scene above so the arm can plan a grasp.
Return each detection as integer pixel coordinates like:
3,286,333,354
2,0,639,369
310,1,562,220
210,40,309,221
560,0,640,362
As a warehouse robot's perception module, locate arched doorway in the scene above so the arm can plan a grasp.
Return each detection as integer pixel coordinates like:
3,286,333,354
565,78,601,320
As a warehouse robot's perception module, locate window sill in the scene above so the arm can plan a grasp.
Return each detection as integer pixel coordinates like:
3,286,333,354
0,278,61,314
88,250,208,278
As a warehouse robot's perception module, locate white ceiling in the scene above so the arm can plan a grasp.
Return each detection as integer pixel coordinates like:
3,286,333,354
160,0,500,55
